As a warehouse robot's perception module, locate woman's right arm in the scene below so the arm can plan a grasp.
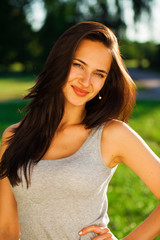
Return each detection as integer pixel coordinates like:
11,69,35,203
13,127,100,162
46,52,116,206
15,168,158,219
0,125,20,240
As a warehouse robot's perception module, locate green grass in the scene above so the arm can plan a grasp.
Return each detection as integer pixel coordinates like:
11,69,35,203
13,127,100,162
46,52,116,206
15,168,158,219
0,99,27,136
0,75,35,101
0,76,160,239
130,101,160,156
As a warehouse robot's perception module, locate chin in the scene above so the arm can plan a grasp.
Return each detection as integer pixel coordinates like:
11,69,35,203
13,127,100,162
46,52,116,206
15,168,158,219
71,100,86,107
66,96,88,107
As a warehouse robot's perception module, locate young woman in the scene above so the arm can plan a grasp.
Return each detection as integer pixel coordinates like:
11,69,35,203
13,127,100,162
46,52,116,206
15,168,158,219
0,21,160,240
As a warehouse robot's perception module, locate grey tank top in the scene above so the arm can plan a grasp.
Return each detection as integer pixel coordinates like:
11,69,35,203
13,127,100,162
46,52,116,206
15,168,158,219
11,124,118,240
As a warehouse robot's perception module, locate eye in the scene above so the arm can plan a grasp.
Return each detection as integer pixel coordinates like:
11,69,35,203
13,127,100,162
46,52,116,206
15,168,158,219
95,72,105,79
73,62,83,69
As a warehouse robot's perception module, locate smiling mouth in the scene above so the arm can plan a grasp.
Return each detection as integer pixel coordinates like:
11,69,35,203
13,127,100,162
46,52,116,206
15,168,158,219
72,85,89,97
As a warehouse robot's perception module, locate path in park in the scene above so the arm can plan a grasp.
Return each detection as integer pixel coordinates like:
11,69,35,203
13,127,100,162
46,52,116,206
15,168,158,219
128,68,160,100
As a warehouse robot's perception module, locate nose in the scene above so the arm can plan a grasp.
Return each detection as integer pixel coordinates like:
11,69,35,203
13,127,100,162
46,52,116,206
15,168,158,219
79,72,91,88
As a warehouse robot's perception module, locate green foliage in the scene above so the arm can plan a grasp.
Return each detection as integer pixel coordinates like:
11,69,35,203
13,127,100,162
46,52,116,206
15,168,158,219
0,0,43,72
130,101,160,155
0,0,156,72
37,0,79,66
120,40,158,69
0,100,26,136
0,0,32,68
131,0,153,21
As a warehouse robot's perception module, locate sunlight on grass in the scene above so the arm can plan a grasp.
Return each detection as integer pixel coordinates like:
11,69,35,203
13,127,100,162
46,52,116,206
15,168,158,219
0,76,35,101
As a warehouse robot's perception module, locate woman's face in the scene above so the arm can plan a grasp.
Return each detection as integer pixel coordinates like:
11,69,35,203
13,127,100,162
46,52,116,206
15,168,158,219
63,39,112,107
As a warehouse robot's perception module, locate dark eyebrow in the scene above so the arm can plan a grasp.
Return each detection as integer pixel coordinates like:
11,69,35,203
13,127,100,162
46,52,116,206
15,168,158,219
73,58,108,75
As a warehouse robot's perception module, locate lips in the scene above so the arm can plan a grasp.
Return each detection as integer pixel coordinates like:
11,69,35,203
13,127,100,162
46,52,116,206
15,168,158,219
72,85,89,97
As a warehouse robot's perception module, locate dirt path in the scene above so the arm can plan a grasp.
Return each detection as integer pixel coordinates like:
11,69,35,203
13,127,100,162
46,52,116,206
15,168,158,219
128,68,160,100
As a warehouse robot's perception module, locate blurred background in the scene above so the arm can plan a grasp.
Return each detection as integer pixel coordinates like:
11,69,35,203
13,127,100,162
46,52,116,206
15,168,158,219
0,0,160,72
0,0,160,239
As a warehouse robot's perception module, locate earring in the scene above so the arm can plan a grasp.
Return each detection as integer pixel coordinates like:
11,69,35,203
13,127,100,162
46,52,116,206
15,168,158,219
98,93,102,100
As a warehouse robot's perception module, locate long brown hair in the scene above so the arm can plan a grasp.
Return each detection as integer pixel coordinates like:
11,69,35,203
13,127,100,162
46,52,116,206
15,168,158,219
0,21,136,187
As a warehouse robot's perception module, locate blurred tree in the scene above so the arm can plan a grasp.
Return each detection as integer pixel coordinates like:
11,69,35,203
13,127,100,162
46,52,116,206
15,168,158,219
37,0,80,66
150,44,160,69
120,40,158,68
0,0,155,72
131,0,153,21
0,0,41,71
75,0,126,38
74,0,154,37
38,0,154,65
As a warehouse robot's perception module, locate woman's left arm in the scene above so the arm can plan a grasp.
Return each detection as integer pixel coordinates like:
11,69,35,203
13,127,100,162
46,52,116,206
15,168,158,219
114,121,160,239
81,120,160,240
79,121,160,240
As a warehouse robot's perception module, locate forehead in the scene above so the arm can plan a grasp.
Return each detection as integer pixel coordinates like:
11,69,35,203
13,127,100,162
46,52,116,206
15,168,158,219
73,39,112,69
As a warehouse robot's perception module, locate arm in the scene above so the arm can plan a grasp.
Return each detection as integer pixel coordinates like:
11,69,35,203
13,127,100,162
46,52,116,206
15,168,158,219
79,120,160,240
112,121,160,239
0,125,20,240
122,204,160,240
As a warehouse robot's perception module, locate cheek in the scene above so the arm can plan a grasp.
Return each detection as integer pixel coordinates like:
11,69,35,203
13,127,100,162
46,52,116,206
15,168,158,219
92,79,106,91
67,68,83,83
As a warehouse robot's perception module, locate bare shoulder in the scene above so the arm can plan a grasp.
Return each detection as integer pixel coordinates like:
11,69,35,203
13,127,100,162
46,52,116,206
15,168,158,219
101,120,131,166
101,119,144,166
0,123,20,235
103,119,136,138
103,119,159,164
3,122,21,134
103,119,145,150
0,122,21,156
2,122,20,142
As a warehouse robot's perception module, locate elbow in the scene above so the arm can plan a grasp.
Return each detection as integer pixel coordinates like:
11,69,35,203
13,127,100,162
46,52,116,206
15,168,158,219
0,230,20,240
153,190,160,201
156,194,160,202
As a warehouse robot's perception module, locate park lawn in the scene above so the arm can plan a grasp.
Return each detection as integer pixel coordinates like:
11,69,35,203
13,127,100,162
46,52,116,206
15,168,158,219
0,75,35,101
0,75,160,239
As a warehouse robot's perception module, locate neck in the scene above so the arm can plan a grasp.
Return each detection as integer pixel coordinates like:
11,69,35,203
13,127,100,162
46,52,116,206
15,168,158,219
58,101,86,131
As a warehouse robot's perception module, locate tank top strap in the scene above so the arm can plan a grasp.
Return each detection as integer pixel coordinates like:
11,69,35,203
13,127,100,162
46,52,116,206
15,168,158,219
90,123,105,141
84,123,105,154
